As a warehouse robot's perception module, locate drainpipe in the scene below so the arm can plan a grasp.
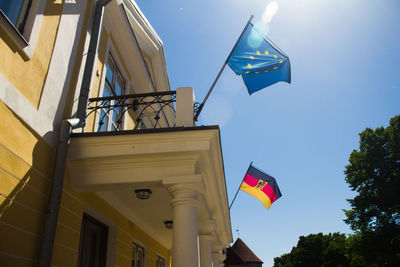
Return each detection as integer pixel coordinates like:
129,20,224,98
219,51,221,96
37,1,112,266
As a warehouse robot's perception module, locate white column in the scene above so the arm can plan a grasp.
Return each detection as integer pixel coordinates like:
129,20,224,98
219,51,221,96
212,252,220,267
212,242,224,267
219,254,226,267
168,183,200,267
199,235,213,267
199,221,216,267
220,243,229,267
212,242,222,267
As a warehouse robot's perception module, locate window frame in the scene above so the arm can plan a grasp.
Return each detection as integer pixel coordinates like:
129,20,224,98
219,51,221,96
77,213,109,267
97,52,127,132
156,255,166,267
0,0,45,58
0,0,32,32
131,242,145,267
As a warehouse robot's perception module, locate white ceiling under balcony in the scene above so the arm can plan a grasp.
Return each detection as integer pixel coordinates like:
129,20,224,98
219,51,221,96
67,126,232,249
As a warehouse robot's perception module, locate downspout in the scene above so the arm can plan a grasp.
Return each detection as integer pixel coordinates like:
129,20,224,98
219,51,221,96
37,0,112,266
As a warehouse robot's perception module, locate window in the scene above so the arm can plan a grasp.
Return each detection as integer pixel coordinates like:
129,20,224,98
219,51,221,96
98,53,126,131
156,255,165,267
132,242,145,267
0,0,32,33
78,214,108,267
0,0,46,58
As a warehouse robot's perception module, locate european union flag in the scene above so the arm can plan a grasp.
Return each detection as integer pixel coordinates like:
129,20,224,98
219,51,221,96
227,22,291,95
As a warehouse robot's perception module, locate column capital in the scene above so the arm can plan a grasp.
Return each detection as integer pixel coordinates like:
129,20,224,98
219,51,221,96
199,234,213,241
167,182,202,196
199,220,216,236
212,241,224,253
170,197,200,208
167,182,202,208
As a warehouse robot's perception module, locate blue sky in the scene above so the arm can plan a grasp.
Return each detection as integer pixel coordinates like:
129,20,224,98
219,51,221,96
136,0,400,265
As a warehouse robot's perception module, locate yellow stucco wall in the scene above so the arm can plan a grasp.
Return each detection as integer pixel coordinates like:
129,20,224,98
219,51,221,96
0,101,170,266
0,100,53,266
53,177,171,267
0,1,170,266
0,0,63,109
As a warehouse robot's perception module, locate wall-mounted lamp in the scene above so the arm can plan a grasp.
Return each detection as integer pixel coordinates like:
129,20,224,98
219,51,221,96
164,220,173,229
134,189,152,200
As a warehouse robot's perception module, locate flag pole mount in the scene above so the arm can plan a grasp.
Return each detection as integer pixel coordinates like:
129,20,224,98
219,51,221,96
194,15,254,121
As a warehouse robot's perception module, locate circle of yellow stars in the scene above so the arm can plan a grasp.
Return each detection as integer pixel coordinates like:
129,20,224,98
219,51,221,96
244,50,283,74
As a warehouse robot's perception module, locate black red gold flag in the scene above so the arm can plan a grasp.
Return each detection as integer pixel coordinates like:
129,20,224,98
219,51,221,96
240,165,282,209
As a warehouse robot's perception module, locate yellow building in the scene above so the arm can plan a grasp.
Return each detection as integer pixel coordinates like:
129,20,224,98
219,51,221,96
1,1,232,267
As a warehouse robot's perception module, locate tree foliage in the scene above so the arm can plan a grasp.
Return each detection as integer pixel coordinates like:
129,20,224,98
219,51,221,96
273,233,363,267
344,115,400,266
273,115,400,267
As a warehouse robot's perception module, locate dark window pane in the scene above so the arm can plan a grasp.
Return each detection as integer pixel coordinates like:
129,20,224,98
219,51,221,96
105,63,114,85
98,109,108,132
98,86,112,132
102,85,111,97
112,106,121,131
98,53,125,131
0,0,23,25
78,214,108,267
115,77,123,96
157,256,165,267
132,243,144,267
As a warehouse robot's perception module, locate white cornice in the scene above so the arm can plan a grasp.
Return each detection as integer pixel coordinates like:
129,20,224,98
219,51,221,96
122,0,171,93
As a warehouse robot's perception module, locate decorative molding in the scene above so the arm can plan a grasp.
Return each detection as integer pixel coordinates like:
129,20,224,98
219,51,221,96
0,0,89,146
0,74,53,139
199,220,217,236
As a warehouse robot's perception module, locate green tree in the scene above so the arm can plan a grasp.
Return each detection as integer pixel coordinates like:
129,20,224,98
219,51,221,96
345,233,368,267
273,233,351,267
344,115,400,266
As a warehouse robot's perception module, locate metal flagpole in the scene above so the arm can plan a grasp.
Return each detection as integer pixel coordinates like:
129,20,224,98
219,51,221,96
229,161,253,210
193,15,254,121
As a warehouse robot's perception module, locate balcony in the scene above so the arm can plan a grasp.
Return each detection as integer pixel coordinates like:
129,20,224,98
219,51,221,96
84,87,197,133
67,87,232,266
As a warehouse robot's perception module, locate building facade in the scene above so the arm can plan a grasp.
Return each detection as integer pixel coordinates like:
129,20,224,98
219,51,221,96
0,1,232,266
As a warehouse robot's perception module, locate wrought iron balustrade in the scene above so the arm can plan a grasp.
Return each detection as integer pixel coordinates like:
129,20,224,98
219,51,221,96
87,91,176,132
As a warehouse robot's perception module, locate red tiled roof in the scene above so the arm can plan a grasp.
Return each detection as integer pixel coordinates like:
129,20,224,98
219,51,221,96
231,238,263,263
225,246,246,265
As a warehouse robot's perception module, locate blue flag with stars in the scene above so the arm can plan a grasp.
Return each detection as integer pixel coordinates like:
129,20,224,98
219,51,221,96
227,22,291,95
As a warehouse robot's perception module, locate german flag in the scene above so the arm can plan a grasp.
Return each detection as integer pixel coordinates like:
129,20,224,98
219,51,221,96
240,165,282,209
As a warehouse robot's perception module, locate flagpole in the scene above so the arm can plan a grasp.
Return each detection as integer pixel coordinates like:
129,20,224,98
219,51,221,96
194,15,254,121
229,162,253,210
